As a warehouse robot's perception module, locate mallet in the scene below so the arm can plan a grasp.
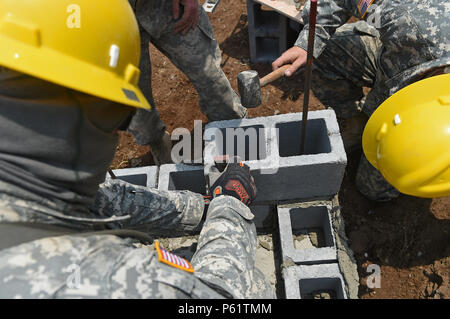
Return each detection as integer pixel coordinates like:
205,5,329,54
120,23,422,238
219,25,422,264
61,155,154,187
237,64,293,108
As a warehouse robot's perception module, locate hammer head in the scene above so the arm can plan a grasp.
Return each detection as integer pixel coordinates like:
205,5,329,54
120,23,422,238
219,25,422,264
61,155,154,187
237,70,261,108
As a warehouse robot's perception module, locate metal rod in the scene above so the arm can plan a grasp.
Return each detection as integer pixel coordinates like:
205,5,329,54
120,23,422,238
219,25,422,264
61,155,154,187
300,0,318,155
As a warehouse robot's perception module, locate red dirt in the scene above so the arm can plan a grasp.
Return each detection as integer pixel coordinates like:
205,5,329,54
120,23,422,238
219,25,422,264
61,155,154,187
112,0,449,299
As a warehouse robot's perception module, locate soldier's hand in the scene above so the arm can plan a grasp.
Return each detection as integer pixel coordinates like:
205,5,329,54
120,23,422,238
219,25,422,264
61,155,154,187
272,46,307,77
173,0,199,35
210,163,257,206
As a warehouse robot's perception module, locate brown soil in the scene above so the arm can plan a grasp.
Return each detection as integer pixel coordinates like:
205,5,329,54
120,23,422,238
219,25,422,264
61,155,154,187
111,0,449,299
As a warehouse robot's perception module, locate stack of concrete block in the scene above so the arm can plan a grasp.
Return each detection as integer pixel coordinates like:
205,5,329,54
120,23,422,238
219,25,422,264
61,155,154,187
277,201,347,299
108,109,355,299
204,110,351,299
246,0,302,63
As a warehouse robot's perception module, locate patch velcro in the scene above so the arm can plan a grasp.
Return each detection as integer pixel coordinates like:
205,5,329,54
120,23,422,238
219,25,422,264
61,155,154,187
155,241,194,273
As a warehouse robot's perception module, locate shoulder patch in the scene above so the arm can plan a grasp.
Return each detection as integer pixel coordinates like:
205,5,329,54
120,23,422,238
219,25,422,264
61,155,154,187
154,241,194,273
358,0,375,18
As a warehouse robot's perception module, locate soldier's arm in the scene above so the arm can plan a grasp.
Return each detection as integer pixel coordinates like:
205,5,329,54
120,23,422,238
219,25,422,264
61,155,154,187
273,0,353,76
191,195,275,298
295,0,352,58
91,179,205,235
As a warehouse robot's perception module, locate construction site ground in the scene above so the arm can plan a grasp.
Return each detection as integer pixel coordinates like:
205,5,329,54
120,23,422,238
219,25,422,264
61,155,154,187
111,0,449,299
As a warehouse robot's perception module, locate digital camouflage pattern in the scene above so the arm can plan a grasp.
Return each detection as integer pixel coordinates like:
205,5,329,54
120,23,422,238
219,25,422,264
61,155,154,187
0,178,205,234
295,0,450,201
310,21,380,119
192,196,275,299
0,147,274,298
93,178,205,235
127,0,247,146
0,196,274,299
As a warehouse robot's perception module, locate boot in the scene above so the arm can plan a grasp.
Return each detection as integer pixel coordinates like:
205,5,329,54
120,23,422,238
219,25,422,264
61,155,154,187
149,131,173,165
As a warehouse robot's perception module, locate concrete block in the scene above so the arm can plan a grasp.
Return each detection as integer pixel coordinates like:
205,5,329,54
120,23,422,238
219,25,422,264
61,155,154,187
246,0,287,63
158,163,275,231
204,110,347,203
246,0,302,63
283,263,347,299
107,166,159,188
277,202,337,264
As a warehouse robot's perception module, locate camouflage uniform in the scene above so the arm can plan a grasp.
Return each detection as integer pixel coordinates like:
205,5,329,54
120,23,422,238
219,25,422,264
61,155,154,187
295,0,450,201
0,73,273,298
127,0,247,146
0,179,205,235
0,196,274,299
0,158,274,299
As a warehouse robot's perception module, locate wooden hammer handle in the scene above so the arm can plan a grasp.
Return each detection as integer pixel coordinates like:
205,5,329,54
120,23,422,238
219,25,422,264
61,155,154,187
259,64,292,87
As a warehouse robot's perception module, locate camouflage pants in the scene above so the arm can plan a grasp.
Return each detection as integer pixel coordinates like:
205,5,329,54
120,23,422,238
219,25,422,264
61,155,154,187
128,0,246,146
311,21,399,201
0,196,275,299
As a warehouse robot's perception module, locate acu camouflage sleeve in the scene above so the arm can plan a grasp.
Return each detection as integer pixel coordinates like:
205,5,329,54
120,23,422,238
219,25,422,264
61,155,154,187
295,0,353,58
191,196,275,299
91,179,205,234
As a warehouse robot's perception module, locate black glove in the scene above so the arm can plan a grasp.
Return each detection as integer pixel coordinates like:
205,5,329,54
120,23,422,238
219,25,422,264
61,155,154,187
209,163,257,206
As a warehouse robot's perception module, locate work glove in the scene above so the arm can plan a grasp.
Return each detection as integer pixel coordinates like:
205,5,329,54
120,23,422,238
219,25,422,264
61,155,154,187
209,162,257,206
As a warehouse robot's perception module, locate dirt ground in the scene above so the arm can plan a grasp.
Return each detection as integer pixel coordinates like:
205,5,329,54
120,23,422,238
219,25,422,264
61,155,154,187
112,0,449,299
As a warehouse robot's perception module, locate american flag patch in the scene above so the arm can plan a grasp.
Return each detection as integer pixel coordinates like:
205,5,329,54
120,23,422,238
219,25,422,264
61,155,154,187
155,241,194,273
358,0,374,18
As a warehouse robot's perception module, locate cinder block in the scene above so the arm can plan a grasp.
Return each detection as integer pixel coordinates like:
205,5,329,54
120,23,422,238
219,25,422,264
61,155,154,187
158,163,275,231
107,166,159,188
246,0,302,63
204,110,347,203
283,263,347,299
277,202,337,264
247,0,284,63
252,205,275,231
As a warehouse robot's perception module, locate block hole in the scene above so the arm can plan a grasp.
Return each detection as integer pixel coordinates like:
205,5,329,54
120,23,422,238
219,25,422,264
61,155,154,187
117,174,147,187
299,278,344,299
168,169,206,195
212,125,267,161
276,119,331,157
292,228,326,249
289,206,334,249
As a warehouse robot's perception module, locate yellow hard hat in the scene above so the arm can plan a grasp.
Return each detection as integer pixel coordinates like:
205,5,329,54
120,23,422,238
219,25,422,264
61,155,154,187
0,0,151,109
363,73,450,198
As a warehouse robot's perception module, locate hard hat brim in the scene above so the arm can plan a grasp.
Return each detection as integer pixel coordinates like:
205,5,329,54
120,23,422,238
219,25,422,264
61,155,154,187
0,35,151,110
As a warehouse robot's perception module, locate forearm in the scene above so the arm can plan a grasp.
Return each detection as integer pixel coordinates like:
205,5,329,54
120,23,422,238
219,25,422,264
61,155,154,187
191,195,258,298
295,0,352,58
92,178,205,234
